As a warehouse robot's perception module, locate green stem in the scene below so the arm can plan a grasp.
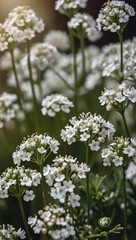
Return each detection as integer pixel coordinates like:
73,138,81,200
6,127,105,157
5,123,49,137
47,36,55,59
80,37,86,80
118,31,124,83
120,111,130,138
49,65,74,91
122,166,128,240
26,40,40,132
17,197,32,240
86,144,90,223
10,49,24,110
69,28,79,116
39,164,46,206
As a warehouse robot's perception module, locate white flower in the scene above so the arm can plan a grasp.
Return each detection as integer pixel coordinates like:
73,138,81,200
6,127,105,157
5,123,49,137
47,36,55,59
89,140,100,151
4,6,45,42
97,1,135,33
37,147,47,154
112,156,123,166
23,190,35,202
55,0,87,15
41,94,73,117
44,30,70,51
68,193,80,208
13,133,59,166
0,225,26,239
123,145,135,157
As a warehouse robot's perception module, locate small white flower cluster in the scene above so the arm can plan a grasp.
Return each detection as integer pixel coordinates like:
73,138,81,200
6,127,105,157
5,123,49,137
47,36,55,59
30,42,58,71
12,133,60,166
97,1,135,33
55,0,87,15
99,83,136,111
0,92,18,128
126,162,136,185
0,24,13,51
4,6,45,42
41,94,74,117
0,166,41,201
101,137,136,167
101,39,136,81
0,224,26,239
43,155,90,207
28,204,76,239
44,30,70,51
61,112,115,150
68,13,101,42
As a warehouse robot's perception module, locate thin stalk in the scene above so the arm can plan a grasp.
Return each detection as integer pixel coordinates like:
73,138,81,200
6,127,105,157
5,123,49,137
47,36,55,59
120,111,130,138
122,166,128,240
26,40,40,131
49,65,74,91
39,164,46,206
17,197,32,240
80,37,86,80
118,31,124,83
69,28,79,116
10,49,24,110
86,144,90,223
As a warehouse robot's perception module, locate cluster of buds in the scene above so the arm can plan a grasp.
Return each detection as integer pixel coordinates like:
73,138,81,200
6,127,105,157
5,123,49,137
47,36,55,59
0,224,26,239
12,133,60,166
0,166,41,201
28,204,76,239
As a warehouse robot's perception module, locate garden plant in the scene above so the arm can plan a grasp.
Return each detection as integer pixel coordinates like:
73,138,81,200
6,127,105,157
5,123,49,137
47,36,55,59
0,0,136,239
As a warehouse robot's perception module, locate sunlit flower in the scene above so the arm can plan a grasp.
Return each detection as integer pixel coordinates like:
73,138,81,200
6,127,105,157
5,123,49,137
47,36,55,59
4,6,45,42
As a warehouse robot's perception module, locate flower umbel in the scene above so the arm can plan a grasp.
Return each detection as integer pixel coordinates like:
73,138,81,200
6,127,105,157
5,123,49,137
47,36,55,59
28,204,76,239
12,133,60,166
97,1,135,33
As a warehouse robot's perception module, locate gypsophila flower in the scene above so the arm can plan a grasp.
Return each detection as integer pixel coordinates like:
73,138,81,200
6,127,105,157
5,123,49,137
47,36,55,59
44,30,70,51
96,1,135,33
43,155,90,206
28,204,76,239
4,6,44,43
0,23,14,51
0,224,26,239
61,112,115,150
30,42,58,71
68,13,101,42
12,133,59,166
101,137,136,167
0,92,18,128
41,94,74,117
55,0,88,16
99,83,136,112
0,166,41,200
